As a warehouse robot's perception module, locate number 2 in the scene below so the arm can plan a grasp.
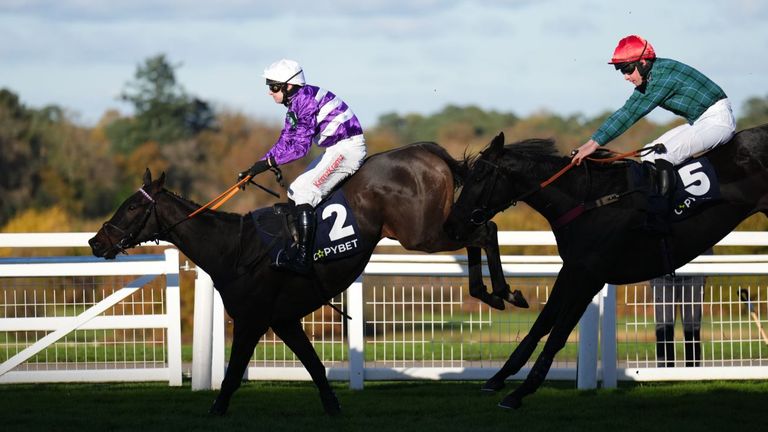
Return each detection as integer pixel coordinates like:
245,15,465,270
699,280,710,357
322,204,355,241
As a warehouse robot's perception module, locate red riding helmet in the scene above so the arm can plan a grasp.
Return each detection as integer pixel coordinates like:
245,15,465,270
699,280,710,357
608,35,656,64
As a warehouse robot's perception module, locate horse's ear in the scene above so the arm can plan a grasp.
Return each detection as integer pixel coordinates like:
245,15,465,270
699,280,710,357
490,132,505,153
143,168,152,187
158,172,166,187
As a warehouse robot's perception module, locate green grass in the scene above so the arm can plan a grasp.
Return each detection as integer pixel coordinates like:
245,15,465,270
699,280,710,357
0,380,766,432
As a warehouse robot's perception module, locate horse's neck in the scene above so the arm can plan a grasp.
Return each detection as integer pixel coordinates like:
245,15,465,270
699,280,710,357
523,159,623,222
157,192,243,277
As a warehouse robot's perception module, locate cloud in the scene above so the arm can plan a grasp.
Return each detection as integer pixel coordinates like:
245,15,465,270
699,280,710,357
0,0,462,21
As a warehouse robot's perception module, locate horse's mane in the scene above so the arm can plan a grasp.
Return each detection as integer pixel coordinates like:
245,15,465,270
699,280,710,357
161,186,243,221
503,138,561,160
462,137,562,171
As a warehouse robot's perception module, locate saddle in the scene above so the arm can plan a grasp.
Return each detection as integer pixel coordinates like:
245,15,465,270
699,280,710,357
249,189,368,266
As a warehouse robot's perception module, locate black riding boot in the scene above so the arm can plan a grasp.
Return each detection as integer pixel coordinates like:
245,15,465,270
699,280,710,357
645,159,675,235
275,204,315,275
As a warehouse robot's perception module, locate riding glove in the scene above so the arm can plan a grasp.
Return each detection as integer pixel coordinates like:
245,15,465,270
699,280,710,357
238,158,275,182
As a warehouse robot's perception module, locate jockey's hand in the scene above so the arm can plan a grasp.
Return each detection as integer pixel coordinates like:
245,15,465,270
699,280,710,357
237,160,271,187
571,140,600,165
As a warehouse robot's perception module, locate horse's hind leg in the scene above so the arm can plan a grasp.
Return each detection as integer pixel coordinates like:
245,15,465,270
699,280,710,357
499,275,602,409
210,320,268,415
273,320,341,415
482,278,566,392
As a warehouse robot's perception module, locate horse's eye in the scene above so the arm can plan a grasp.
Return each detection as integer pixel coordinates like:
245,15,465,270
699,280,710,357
128,204,136,211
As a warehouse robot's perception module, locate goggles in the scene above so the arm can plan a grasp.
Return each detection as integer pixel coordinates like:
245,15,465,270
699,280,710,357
615,62,637,75
267,80,284,93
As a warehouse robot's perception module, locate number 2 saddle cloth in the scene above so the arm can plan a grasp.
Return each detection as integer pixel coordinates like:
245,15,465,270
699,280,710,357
249,189,370,265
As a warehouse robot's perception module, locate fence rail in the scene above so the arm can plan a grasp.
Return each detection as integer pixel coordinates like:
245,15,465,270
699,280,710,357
0,244,182,385
2,232,768,390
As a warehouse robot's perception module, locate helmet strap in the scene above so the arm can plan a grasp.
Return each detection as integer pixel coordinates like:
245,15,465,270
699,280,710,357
281,85,300,106
275,68,303,106
637,59,654,79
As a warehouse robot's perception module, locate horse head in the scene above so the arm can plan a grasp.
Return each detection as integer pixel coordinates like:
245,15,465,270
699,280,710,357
89,168,166,259
444,132,510,241
445,133,559,241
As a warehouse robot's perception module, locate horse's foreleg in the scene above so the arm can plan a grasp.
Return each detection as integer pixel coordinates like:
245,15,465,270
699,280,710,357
466,222,527,310
210,320,267,416
272,320,341,416
482,222,528,309
467,246,505,310
499,280,599,410
482,283,564,392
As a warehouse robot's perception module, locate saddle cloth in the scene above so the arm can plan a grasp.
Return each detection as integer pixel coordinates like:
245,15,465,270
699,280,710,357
249,188,367,264
630,156,720,221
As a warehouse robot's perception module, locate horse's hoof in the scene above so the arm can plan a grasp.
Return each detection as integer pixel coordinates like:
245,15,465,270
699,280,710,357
486,294,506,311
208,396,230,416
320,391,342,416
208,403,227,416
507,290,529,309
498,394,522,410
481,379,505,392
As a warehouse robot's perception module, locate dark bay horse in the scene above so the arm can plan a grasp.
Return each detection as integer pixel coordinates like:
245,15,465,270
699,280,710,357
89,142,524,416
443,124,768,409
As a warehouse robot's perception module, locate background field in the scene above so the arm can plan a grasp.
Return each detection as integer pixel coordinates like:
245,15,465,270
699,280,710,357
1,380,766,432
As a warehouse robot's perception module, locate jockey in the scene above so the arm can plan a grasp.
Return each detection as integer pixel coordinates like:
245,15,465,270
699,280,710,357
571,35,735,232
239,59,367,274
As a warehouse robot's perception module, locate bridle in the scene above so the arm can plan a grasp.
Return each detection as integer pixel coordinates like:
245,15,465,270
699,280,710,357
467,158,580,226
100,186,162,256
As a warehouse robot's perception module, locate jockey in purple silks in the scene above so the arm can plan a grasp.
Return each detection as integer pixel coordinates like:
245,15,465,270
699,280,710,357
238,59,366,274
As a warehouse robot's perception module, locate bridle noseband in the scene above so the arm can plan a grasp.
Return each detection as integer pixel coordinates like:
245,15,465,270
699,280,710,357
100,186,161,256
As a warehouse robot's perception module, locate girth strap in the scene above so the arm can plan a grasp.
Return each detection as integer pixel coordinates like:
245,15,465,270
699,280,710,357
552,189,641,229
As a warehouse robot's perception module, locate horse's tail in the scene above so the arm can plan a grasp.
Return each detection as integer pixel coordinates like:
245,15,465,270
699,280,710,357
413,142,467,188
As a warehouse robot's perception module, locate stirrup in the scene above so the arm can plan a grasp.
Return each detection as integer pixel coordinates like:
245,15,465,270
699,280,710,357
272,248,312,274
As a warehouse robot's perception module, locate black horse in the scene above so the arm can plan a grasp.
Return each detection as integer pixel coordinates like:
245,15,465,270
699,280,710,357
89,142,525,416
443,124,768,409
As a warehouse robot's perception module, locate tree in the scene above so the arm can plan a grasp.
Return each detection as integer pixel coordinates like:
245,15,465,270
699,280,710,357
738,95,768,130
106,54,216,154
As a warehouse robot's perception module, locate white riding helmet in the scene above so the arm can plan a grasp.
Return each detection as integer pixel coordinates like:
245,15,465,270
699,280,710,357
262,59,306,85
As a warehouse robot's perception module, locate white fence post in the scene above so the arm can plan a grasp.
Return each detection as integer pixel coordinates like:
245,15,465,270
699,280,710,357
347,276,365,390
211,287,226,390
577,289,601,389
600,284,617,388
164,249,183,386
192,268,214,390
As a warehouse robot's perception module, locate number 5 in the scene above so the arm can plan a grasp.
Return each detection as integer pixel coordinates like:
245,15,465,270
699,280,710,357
678,162,710,196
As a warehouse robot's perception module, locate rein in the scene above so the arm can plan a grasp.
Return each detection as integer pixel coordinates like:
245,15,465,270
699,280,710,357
469,146,652,226
105,168,284,255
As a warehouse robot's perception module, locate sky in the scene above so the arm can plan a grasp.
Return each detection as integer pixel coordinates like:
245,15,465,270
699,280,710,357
1,0,767,129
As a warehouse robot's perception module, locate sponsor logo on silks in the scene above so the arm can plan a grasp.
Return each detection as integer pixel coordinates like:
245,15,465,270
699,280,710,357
313,155,345,188
286,111,298,130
